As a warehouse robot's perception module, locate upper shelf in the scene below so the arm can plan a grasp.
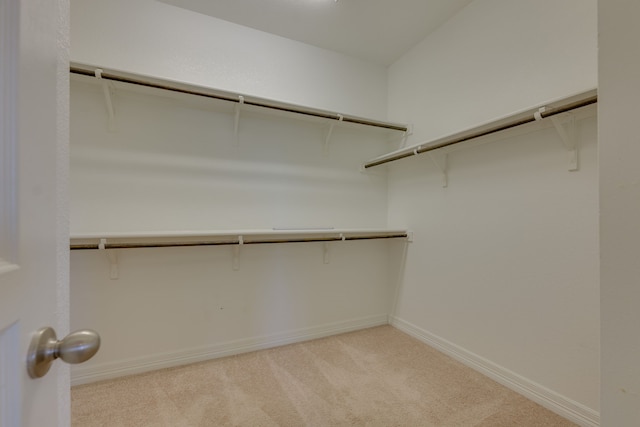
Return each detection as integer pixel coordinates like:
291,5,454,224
70,62,409,133
363,89,598,169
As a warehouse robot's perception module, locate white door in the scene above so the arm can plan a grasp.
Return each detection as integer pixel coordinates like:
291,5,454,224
0,0,70,426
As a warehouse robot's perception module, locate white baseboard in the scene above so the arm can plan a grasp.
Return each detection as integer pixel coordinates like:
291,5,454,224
389,316,599,427
71,314,389,386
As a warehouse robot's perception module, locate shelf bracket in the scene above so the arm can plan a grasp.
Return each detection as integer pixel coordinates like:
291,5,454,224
551,114,578,172
323,233,345,264
94,69,115,131
98,238,119,280
428,152,448,188
232,235,243,271
324,114,343,154
233,96,244,145
398,124,414,149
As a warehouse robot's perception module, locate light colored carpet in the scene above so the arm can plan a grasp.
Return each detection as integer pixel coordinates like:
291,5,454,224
72,326,576,426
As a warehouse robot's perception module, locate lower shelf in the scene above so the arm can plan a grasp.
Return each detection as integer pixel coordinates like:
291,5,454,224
70,228,410,250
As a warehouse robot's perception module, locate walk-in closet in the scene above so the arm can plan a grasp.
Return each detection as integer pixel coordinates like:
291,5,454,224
62,0,605,425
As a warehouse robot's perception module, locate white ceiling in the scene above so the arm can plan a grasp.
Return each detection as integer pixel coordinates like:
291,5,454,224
157,0,473,65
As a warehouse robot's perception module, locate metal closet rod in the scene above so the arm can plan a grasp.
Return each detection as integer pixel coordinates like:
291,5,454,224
70,233,409,250
363,90,598,169
69,65,409,132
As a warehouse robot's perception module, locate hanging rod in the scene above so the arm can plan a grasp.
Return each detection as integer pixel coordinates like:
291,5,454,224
70,63,409,132
363,89,597,169
70,233,408,250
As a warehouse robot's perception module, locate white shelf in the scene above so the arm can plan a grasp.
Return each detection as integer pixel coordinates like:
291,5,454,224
363,89,597,169
70,62,409,134
70,228,409,249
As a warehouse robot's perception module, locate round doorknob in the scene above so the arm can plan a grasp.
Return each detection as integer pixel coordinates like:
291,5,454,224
27,327,101,378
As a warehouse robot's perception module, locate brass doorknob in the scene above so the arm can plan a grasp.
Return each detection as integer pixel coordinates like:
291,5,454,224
27,327,101,378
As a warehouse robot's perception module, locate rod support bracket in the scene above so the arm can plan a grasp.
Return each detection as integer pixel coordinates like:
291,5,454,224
98,238,119,280
534,106,548,121
232,235,244,270
551,114,578,171
94,69,116,131
428,152,448,188
324,114,344,153
398,124,414,149
323,242,330,264
233,96,244,144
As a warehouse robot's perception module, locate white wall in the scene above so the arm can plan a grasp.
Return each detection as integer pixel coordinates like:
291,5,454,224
69,75,396,383
388,0,597,142
69,78,391,233
599,1,640,424
70,0,388,120
69,3,604,424
71,240,394,384
386,0,599,424
69,0,398,384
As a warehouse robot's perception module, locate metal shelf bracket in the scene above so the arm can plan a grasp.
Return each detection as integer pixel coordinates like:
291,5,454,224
98,238,119,280
323,233,346,264
428,152,448,188
550,113,578,171
94,69,115,131
233,95,244,145
324,114,343,153
398,124,414,149
323,242,330,264
232,235,243,270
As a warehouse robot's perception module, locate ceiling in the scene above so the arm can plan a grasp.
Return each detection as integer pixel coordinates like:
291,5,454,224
157,0,473,65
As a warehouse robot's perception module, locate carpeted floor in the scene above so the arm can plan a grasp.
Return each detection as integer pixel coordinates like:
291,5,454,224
71,326,576,426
